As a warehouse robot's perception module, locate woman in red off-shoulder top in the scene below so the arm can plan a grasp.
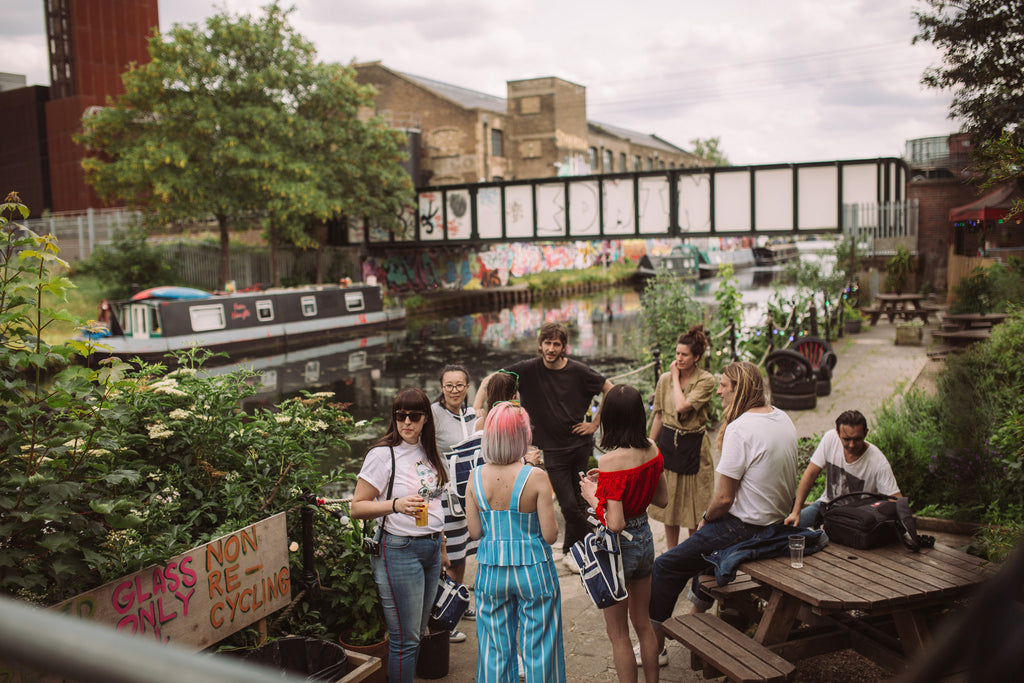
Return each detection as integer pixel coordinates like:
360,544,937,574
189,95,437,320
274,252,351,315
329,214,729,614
580,385,668,683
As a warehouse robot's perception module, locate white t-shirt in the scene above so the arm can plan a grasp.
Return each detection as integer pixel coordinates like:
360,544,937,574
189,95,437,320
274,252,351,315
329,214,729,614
358,441,444,536
716,407,798,526
432,401,476,455
810,430,901,504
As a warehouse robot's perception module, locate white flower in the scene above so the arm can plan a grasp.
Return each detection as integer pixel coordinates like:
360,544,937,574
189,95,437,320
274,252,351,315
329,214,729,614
289,541,300,552
311,391,335,399
355,420,369,428
169,408,193,420
147,423,173,440
339,515,350,525
87,448,111,457
275,415,293,424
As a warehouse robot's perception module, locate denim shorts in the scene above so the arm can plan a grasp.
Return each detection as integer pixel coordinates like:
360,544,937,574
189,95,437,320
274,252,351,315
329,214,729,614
619,516,654,582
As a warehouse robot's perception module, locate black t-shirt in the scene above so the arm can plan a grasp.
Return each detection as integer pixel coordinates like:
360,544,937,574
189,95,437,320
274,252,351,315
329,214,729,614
505,356,606,454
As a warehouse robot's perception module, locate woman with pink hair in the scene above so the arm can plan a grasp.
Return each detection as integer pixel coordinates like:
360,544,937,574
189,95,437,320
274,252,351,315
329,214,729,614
466,401,565,682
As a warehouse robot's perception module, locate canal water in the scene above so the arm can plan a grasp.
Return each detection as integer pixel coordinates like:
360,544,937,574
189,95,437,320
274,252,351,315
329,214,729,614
202,258,825,471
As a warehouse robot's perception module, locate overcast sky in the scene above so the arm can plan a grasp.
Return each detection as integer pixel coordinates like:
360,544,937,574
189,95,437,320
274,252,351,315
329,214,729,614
1,0,956,165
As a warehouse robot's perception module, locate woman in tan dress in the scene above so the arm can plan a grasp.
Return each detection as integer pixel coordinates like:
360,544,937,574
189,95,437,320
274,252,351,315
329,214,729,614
648,324,716,549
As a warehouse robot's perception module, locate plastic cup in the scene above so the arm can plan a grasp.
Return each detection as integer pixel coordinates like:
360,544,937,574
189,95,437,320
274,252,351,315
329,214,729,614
789,535,805,568
415,502,429,527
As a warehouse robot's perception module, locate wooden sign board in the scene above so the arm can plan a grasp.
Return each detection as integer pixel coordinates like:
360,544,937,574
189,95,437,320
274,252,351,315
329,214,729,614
55,512,290,650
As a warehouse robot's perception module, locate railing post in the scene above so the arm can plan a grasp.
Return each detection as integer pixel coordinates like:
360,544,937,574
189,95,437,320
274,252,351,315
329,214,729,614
809,303,818,338
729,319,737,361
766,316,774,353
652,348,661,386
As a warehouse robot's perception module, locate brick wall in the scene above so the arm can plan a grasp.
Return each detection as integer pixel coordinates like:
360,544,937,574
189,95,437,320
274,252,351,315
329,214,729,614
908,177,981,295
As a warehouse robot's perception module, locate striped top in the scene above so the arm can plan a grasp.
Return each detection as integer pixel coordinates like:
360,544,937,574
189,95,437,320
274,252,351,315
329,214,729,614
473,465,553,567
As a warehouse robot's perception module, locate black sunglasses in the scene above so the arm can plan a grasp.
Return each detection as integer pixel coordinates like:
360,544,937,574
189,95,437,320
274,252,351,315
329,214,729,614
395,410,426,423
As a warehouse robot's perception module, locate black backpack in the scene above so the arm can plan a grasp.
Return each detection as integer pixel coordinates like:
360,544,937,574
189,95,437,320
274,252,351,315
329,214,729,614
822,492,933,551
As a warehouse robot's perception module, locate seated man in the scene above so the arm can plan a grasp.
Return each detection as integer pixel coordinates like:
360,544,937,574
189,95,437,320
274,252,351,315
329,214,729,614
785,409,901,528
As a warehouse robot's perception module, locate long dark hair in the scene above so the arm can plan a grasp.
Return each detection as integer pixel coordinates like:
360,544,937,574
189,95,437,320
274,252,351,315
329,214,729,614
372,387,448,484
599,385,651,450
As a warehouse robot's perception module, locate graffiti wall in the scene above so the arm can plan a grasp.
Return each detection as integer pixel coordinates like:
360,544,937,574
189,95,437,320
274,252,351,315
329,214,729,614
362,238,676,293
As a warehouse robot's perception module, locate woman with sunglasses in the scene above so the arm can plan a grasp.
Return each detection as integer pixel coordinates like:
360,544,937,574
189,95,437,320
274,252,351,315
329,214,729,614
579,384,667,683
466,401,565,683
431,364,478,642
352,388,448,683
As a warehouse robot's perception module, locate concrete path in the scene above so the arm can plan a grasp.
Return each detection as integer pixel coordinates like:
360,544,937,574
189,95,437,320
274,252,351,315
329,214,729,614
421,319,949,682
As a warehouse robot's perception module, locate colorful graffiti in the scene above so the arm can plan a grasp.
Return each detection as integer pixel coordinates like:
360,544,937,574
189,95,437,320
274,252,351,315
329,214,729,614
362,238,675,293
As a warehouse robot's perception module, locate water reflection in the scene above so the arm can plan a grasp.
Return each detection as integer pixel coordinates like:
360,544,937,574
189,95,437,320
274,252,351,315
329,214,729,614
201,267,802,471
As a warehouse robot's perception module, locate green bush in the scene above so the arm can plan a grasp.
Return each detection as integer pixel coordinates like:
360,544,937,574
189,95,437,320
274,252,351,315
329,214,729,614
868,390,944,509
950,260,1024,314
72,226,178,300
3,198,354,611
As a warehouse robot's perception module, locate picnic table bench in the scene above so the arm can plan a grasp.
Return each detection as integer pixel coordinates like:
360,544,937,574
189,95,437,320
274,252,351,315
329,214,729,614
864,294,935,325
663,542,995,679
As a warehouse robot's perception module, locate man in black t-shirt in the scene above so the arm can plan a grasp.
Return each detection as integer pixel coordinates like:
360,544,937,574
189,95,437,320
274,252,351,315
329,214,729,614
505,322,612,569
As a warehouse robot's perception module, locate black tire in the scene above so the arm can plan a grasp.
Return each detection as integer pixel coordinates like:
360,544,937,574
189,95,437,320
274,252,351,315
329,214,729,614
771,391,817,411
816,378,831,396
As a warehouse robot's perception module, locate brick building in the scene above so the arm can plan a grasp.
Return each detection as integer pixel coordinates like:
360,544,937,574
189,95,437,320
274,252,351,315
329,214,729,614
354,62,704,187
0,0,158,216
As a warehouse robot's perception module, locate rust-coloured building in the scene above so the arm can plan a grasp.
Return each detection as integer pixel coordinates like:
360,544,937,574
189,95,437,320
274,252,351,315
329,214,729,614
44,0,159,213
354,62,704,187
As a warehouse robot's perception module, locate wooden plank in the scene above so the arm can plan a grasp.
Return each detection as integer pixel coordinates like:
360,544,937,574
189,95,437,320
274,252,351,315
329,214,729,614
741,556,868,610
818,545,942,599
754,590,804,646
664,613,794,683
760,555,895,607
808,550,917,607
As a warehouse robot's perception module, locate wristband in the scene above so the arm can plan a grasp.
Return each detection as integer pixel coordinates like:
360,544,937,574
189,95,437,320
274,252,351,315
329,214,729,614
392,498,398,514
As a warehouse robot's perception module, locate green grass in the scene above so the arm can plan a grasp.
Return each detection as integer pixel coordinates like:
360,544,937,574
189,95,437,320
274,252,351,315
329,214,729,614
44,272,108,344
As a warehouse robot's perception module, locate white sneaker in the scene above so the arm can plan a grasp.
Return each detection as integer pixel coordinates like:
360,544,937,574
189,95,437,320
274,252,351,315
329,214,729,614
633,643,669,667
562,554,581,574
449,629,467,643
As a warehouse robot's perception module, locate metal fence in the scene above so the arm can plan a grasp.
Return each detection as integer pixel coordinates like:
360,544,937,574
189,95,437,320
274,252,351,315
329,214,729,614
842,199,918,257
23,207,142,262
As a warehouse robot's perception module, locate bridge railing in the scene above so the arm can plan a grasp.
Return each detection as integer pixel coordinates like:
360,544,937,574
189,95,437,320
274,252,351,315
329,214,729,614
842,199,918,256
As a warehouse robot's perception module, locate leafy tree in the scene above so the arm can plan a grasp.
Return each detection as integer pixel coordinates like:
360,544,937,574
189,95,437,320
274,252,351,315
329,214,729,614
76,3,413,288
72,226,178,299
915,0,1024,216
689,137,730,166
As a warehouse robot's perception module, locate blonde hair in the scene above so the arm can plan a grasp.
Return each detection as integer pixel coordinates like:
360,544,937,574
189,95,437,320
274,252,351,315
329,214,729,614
481,402,532,465
716,362,768,450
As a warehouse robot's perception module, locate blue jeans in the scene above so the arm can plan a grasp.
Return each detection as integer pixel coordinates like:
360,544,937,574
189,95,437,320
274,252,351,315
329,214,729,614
648,513,765,624
799,501,823,528
620,516,654,582
372,533,443,683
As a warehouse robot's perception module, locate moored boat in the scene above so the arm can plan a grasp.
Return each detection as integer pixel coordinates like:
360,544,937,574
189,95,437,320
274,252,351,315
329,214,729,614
80,283,405,365
635,244,704,281
752,242,800,267
698,248,757,278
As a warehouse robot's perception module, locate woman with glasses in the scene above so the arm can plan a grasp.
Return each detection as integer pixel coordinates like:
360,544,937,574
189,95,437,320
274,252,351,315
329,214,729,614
431,364,478,642
580,384,667,682
352,388,447,683
466,401,565,683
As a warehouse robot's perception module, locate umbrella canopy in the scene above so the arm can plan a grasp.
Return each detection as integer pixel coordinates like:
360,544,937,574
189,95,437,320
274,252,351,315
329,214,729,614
949,181,1024,222
130,286,211,301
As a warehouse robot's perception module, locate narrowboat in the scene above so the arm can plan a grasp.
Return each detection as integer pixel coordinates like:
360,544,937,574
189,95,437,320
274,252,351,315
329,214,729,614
751,242,800,267
698,248,756,278
635,244,706,281
81,283,405,365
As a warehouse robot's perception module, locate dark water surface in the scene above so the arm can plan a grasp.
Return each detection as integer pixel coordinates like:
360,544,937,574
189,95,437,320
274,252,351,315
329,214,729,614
202,265,807,471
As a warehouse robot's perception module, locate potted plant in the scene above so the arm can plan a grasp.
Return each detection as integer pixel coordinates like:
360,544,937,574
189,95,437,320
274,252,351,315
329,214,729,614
884,246,914,294
842,299,867,334
895,318,924,346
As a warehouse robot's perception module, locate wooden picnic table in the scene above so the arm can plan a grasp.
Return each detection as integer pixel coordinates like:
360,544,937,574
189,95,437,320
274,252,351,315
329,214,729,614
864,293,934,325
941,312,1009,331
735,542,994,672
932,328,993,347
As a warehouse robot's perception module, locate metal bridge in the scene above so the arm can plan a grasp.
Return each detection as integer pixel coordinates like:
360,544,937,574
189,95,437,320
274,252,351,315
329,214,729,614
351,157,909,247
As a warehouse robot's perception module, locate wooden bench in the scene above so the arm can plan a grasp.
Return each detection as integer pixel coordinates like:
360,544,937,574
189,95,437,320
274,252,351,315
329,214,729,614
699,573,770,627
663,613,795,683
860,306,883,326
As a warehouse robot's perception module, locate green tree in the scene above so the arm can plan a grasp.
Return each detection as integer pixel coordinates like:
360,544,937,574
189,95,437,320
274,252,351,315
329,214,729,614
76,3,413,288
689,137,730,166
914,0,1024,217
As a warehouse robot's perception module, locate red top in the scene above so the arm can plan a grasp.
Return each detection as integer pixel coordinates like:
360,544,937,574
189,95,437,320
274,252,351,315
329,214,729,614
594,451,665,526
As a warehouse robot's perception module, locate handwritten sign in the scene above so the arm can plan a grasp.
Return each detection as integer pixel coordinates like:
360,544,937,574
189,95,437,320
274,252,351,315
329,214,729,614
52,512,290,651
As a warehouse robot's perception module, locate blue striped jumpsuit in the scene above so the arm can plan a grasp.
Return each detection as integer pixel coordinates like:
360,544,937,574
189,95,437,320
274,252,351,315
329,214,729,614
473,465,566,683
